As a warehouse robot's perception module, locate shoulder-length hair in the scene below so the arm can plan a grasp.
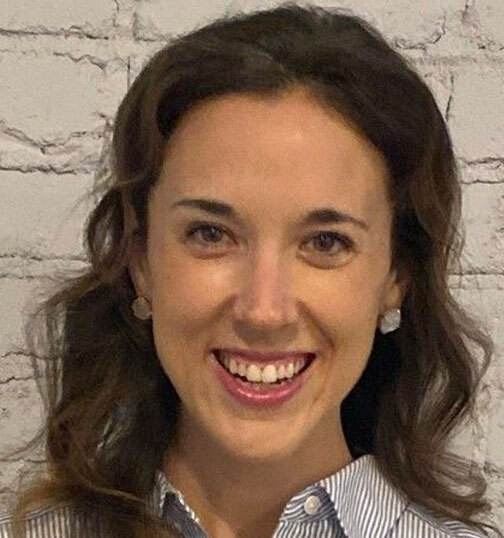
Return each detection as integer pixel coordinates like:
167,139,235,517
6,3,500,537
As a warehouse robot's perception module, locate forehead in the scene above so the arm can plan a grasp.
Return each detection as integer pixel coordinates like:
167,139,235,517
156,88,390,223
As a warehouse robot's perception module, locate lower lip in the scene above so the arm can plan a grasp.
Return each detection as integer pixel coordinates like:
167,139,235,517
210,351,314,408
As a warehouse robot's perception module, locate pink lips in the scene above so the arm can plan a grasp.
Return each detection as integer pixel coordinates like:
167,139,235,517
210,350,315,408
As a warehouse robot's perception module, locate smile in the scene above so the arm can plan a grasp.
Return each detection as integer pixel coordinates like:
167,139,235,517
213,350,316,385
210,349,317,407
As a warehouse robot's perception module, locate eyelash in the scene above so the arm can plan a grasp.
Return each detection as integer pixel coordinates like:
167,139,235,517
184,222,353,257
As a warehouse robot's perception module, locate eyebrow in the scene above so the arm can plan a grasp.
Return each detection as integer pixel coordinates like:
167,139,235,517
170,198,369,231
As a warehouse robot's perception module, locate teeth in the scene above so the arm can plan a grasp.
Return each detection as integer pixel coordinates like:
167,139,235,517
261,364,277,383
218,352,310,384
246,364,262,382
238,362,247,377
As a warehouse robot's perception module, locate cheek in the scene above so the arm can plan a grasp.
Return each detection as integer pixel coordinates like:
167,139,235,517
150,251,222,329
317,268,383,329
148,253,232,386
323,289,378,364
148,255,219,392
317,273,382,389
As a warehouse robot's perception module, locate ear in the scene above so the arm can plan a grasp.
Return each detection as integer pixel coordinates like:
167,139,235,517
381,265,410,313
127,233,153,300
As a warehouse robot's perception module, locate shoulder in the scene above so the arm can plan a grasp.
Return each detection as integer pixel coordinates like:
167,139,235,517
0,504,77,538
391,501,493,538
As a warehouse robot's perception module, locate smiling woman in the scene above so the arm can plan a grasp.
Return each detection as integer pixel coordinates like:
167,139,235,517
127,89,395,489
0,3,501,538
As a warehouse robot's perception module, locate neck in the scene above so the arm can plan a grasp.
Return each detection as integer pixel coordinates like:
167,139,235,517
163,412,353,538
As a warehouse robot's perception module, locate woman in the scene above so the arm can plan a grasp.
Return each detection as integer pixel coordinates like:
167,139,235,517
0,3,501,538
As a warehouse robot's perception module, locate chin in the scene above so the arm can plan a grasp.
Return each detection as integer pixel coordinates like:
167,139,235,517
225,441,295,463
212,421,303,463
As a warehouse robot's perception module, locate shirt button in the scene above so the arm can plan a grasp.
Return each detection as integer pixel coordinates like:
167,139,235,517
303,495,321,515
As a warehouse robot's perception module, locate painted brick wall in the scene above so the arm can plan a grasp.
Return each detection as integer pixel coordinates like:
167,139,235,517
0,0,503,531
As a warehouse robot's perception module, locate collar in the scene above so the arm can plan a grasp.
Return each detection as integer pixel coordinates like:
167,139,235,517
148,468,201,525
149,453,409,538
317,454,409,538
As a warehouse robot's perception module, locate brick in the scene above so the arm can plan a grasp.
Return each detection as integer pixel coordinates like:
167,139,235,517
482,471,504,532
458,159,504,184
458,182,504,274
449,275,504,471
0,130,110,175
0,353,39,382
0,51,126,146
464,0,504,52
0,278,46,354
0,257,88,280
134,0,232,40
449,64,504,161
487,388,504,468
449,275,504,358
413,63,453,119
323,0,462,50
1,0,117,38
0,378,44,460
0,172,95,259
0,460,46,512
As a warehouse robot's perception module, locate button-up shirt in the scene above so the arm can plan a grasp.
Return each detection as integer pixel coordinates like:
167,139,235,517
0,454,490,537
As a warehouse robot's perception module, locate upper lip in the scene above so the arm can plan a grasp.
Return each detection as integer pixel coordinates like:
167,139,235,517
214,348,316,362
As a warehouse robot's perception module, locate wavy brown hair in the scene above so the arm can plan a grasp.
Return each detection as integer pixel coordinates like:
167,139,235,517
4,3,501,537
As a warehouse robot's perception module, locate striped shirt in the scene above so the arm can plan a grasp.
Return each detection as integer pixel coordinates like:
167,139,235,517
0,454,491,537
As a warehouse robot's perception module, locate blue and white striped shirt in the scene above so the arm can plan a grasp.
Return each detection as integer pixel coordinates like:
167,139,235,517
0,454,491,537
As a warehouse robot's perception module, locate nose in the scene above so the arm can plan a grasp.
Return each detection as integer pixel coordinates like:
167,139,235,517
232,247,298,329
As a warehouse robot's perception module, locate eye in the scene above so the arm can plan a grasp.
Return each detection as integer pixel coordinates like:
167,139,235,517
185,223,230,247
184,223,353,256
305,231,353,256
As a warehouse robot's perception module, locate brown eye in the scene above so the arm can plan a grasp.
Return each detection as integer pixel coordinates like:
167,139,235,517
306,231,353,256
186,223,229,247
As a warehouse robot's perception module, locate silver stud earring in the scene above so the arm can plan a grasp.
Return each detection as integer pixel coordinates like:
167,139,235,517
379,308,401,334
132,296,152,320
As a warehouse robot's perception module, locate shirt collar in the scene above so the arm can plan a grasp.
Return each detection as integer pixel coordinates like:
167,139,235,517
149,469,201,524
317,454,409,538
150,453,409,538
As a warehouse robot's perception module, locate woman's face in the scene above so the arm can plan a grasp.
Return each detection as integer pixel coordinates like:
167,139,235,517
130,87,405,462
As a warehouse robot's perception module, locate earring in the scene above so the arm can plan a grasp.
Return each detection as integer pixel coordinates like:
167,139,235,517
379,308,401,334
132,296,152,320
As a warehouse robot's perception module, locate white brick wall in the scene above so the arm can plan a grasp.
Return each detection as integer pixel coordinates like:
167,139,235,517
1,0,503,530
1,0,118,38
